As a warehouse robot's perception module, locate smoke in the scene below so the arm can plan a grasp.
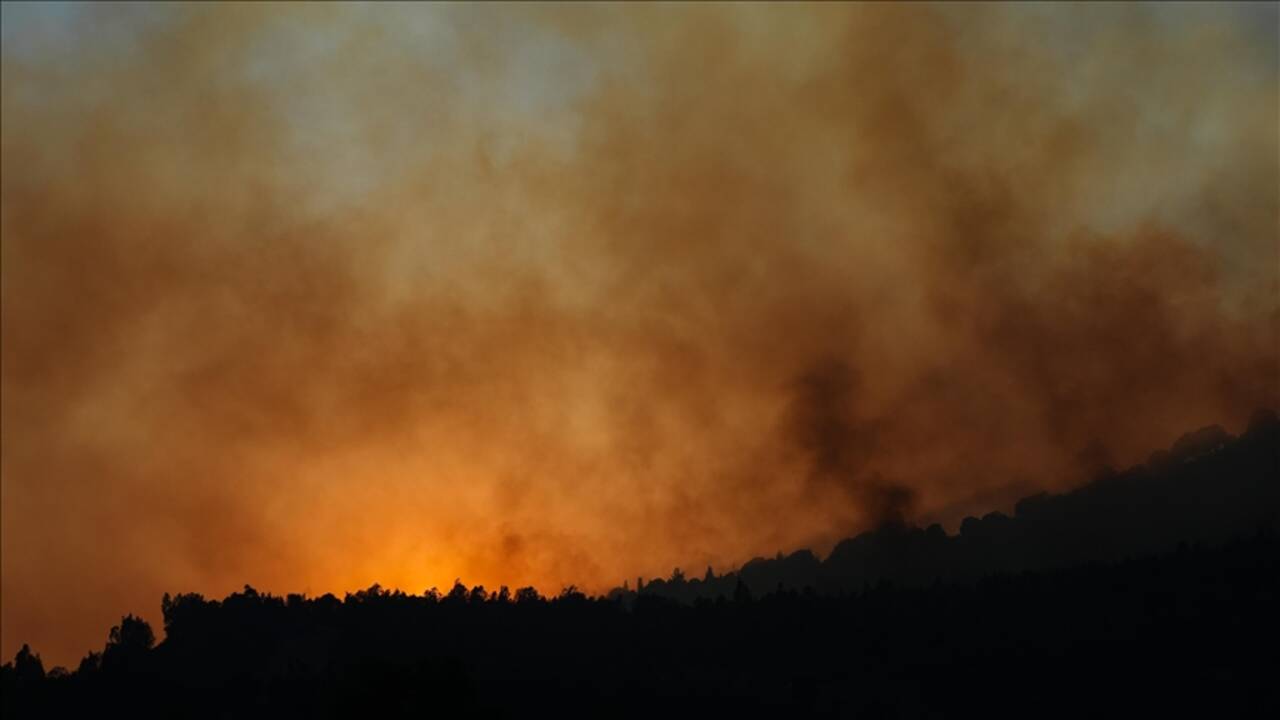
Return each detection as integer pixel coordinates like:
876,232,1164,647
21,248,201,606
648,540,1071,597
2,3,1276,664
783,358,915,528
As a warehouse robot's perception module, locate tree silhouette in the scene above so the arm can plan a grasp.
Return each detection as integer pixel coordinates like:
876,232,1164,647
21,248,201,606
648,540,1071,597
101,614,155,673
11,644,45,686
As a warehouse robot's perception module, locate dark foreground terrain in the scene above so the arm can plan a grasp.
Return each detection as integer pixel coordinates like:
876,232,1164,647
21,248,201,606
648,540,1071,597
5,411,1278,718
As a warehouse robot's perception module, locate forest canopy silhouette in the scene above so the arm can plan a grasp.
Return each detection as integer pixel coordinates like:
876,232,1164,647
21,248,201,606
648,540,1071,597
4,411,1278,716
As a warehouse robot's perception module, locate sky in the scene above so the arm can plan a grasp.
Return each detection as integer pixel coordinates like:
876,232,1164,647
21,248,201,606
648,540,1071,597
2,2,1277,666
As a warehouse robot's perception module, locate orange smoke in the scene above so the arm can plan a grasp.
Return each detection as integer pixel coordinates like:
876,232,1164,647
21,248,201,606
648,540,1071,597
2,3,1276,665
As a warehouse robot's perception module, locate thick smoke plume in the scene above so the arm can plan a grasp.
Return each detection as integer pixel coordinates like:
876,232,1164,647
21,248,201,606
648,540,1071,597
2,3,1276,663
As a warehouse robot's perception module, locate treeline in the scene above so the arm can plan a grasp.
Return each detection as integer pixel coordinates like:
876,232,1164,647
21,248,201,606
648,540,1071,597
619,409,1279,603
3,411,1277,717
4,534,1277,717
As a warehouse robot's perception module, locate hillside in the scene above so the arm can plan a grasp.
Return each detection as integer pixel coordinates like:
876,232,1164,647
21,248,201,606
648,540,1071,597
619,408,1279,603
3,410,1277,718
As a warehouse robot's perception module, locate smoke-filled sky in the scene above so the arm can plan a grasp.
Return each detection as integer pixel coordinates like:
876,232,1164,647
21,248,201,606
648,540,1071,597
2,2,1277,666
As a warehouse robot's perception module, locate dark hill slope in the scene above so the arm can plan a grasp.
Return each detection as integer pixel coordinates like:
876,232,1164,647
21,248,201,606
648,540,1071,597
3,411,1277,718
622,409,1278,602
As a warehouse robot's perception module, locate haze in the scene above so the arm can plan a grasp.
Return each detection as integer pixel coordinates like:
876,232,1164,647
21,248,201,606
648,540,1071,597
2,2,1277,666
